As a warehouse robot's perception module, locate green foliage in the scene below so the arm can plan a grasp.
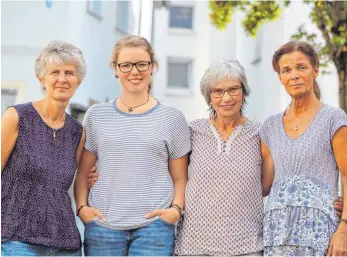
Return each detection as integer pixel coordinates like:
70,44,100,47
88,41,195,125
291,25,331,74
208,0,346,61
242,1,282,37
208,1,250,31
209,0,287,36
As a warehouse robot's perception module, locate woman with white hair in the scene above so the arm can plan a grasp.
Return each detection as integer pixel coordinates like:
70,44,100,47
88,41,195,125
174,59,267,256
1,41,86,256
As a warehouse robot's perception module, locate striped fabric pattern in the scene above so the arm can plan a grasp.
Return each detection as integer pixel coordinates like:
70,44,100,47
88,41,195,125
83,100,191,230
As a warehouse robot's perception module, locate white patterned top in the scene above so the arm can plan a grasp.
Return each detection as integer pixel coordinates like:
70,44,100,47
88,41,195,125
175,118,264,256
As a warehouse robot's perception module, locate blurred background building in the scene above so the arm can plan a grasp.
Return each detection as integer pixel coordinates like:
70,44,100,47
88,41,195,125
1,0,154,121
151,1,339,122
2,0,340,122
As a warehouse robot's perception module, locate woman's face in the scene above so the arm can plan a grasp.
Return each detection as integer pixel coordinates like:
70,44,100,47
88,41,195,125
278,51,318,99
210,78,243,119
38,63,80,102
115,47,153,95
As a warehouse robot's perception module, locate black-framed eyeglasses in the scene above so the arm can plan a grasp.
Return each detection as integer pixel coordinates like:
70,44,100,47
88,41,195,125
210,86,242,98
117,61,151,73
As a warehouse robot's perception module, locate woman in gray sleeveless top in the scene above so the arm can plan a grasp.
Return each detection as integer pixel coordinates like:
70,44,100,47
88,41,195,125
1,41,86,256
260,41,347,256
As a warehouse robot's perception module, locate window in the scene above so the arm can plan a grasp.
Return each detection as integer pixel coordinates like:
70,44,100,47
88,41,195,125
167,58,192,90
87,0,102,19
1,81,25,116
116,0,130,33
1,89,17,115
168,62,189,88
169,6,193,29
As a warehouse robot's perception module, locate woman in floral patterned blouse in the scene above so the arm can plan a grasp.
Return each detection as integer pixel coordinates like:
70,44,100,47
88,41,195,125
260,41,347,256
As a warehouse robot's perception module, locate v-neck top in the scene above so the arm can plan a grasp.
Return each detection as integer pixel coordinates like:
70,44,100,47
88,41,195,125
175,118,264,255
260,104,347,253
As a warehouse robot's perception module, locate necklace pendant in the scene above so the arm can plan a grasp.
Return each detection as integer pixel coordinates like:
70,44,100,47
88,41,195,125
294,126,298,131
128,108,133,112
53,130,56,139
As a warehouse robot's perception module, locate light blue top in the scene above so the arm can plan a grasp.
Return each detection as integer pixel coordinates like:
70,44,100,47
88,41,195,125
83,100,191,230
260,104,347,253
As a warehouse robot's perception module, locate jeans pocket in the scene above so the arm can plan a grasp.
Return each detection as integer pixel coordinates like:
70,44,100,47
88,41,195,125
83,216,98,225
157,217,176,227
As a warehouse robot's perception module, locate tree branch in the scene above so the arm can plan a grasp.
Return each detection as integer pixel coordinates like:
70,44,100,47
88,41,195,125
313,1,336,59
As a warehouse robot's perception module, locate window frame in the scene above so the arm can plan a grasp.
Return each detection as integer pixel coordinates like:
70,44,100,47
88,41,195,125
168,4,195,33
166,57,194,96
87,0,103,20
1,80,26,115
115,0,131,34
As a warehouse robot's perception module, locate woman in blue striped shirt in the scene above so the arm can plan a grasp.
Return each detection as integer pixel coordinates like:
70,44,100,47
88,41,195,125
74,35,191,256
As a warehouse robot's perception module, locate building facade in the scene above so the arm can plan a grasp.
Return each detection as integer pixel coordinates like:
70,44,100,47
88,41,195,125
1,0,154,121
152,0,340,122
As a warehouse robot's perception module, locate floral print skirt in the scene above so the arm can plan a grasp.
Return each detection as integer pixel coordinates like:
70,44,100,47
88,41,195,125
264,245,323,256
263,206,336,256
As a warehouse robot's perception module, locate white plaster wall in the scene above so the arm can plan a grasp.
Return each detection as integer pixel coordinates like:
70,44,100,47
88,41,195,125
1,0,148,110
152,1,210,122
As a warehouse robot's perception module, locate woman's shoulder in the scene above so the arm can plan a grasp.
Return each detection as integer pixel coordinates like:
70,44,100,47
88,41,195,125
188,118,208,129
85,101,113,115
245,118,262,130
10,102,34,114
156,103,188,124
263,112,283,127
321,104,347,118
157,103,184,116
66,113,83,130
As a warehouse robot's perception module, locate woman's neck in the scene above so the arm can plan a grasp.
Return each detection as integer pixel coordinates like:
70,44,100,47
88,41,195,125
120,91,149,107
41,98,67,122
290,93,321,115
213,113,245,131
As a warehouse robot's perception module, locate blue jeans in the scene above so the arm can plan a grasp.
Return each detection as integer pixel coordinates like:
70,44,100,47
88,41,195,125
84,219,175,256
1,238,82,256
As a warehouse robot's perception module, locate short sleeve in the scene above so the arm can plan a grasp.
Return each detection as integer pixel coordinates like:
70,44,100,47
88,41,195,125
168,111,191,159
330,107,347,140
83,106,98,155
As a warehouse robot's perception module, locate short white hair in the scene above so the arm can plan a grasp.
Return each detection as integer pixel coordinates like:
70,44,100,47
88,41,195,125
35,41,86,81
200,59,250,116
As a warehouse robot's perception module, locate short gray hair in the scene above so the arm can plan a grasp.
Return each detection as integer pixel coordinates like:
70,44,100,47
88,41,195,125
200,59,250,117
35,41,86,81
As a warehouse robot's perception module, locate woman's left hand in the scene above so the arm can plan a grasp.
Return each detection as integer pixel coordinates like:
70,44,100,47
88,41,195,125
328,224,347,256
334,197,344,217
144,207,180,224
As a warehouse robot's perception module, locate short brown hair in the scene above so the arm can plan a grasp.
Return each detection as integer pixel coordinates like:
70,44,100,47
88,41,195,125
272,41,321,100
110,35,158,93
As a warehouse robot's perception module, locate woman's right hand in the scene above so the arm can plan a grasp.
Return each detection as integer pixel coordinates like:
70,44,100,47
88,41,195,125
88,166,98,189
78,206,105,223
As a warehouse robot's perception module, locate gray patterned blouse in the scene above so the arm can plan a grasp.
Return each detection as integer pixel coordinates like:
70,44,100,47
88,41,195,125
260,104,347,255
175,118,264,256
